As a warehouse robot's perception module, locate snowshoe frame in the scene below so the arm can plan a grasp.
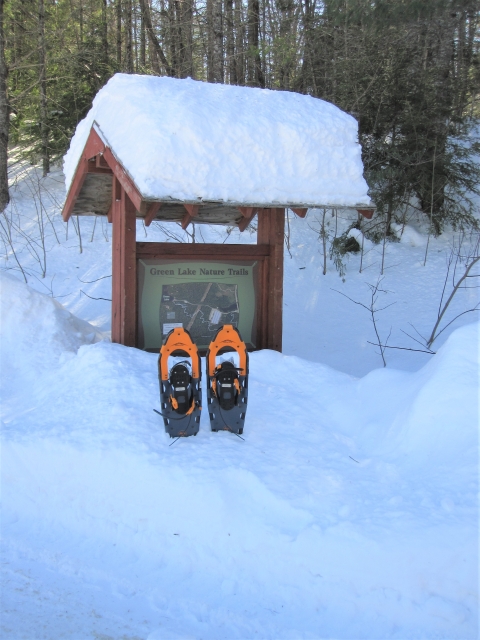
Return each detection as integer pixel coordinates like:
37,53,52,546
158,327,202,437
206,325,249,435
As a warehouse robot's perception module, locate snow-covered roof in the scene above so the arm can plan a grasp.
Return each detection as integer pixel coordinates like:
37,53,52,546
64,74,371,209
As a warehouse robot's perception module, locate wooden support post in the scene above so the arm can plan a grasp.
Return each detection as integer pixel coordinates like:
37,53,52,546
257,208,284,352
111,178,137,346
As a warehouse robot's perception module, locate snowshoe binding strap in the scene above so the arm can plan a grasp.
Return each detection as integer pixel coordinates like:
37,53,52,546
213,361,241,411
169,363,195,415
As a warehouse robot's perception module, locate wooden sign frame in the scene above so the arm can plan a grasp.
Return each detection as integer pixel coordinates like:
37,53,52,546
136,243,269,352
110,177,285,352
62,126,374,355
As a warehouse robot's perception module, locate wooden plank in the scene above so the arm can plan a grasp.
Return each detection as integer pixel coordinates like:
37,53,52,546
62,126,121,222
258,247,269,350
181,204,200,229
103,145,143,212
257,208,271,350
144,202,162,227
123,191,137,347
62,156,87,221
291,207,308,218
86,158,112,174
96,154,110,168
237,207,258,232
111,178,122,343
257,208,284,352
238,206,254,218
136,242,271,258
269,208,285,352
71,173,112,217
111,180,137,347
256,208,270,244
257,209,271,349
84,127,106,159
357,208,374,220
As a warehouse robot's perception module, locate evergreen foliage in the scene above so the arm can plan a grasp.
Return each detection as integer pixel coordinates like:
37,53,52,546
1,0,479,231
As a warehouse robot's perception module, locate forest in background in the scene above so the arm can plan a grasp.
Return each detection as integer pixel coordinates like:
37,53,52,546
0,0,479,236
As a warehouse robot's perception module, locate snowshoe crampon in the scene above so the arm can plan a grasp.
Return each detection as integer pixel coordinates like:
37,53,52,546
158,327,201,438
206,325,248,435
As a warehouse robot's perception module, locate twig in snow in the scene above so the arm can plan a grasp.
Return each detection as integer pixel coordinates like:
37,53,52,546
80,289,112,301
78,274,112,284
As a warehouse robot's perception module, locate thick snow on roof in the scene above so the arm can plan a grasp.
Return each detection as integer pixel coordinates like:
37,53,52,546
64,73,371,207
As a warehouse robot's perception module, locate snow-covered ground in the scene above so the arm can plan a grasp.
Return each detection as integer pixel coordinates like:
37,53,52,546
1,166,479,639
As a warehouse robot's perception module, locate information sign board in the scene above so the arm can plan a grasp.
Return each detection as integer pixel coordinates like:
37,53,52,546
137,259,259,351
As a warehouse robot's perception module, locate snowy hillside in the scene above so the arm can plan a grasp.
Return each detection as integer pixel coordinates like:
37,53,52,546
1,165,479,639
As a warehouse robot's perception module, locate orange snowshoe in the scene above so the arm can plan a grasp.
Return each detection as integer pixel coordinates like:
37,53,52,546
158,327,202,438
206,325,248,435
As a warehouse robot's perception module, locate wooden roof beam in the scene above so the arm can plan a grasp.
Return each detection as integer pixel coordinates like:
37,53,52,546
144,202,163,226
237,206,258,232
181,204,200,229
86,157,112,175
103,146,143,212
62,125,144,221
62,157,87,222
291,207,308,218
62,128,107,221
357,208,374,220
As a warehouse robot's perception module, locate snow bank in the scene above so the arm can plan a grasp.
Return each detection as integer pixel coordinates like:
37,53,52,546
63,74,371,207
0,272,103,400
351,323,479,469
1,275,478,638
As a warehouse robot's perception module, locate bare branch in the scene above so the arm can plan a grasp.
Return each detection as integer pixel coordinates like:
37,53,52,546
367,341,436,355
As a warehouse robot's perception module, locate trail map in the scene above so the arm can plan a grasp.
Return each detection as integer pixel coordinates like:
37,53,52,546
159,282,239,346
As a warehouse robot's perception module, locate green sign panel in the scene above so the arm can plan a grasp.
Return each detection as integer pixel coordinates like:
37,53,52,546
137,259,259,351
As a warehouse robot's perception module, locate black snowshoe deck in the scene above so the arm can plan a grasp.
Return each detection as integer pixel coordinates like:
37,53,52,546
158,327,202,437
206,325,249,435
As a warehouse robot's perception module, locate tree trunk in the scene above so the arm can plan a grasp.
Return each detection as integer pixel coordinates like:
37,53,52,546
207,0,214,81
277,0,295,89
139,0,175,76
38,0,49,176
225,0,236,83
168,0,178,75
140,0,146,67
0,0,9,212
169,0,193,77
179,0,194,78
247,0,264,86
101,0,109,74
116,0,122,68
125,0,134,72
234,0,245,84
213,0,224,82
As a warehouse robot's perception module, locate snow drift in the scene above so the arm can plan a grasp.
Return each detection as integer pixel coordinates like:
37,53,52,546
0,272,103,402
63,74,371,207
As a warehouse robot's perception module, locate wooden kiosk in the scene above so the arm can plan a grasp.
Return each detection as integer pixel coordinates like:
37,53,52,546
61,75,373,353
